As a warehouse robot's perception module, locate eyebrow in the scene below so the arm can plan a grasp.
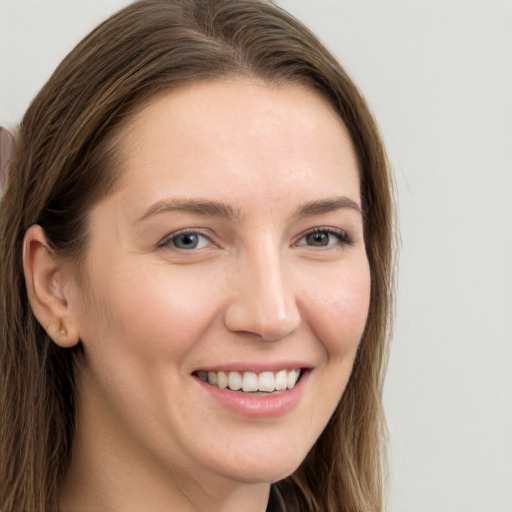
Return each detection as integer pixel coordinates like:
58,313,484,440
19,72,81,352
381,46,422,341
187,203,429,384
137,195,362,224
294,196,363,217
137,199,239,222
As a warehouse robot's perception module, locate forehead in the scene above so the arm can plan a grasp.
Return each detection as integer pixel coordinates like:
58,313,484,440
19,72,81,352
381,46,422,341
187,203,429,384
111,79,361,217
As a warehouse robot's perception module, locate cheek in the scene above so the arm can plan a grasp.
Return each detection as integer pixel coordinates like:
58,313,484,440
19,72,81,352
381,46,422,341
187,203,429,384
301,262,371,357
72,263,224,438
294,261,371,442
77,261,219,366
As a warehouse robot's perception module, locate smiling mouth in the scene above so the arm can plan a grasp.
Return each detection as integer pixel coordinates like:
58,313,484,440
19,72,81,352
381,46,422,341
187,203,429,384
194,369,302,394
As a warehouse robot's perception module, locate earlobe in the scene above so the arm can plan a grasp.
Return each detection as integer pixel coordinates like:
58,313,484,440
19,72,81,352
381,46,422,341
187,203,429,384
23,225,80,348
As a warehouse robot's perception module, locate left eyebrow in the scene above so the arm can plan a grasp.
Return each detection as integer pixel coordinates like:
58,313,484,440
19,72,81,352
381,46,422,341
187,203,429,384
294,196,363,218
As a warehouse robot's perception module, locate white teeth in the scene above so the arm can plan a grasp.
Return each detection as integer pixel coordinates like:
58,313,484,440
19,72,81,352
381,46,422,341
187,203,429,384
228,371,242,391
198,369,302,393
242,372,258,392
258,371,275,392
217,371,228,389
275,369,287,391
207,371,217,386
287,369,298,390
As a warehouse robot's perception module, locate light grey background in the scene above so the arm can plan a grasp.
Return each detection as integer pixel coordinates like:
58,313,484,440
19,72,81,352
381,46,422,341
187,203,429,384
1,1,511,511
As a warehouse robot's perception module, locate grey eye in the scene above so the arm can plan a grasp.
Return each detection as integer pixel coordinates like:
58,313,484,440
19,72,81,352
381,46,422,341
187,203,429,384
171,232,209,250
305,231,330,246
297,228,351,249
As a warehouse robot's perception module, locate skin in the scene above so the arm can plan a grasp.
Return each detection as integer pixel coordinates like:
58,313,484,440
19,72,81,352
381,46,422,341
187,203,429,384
25,79,370,512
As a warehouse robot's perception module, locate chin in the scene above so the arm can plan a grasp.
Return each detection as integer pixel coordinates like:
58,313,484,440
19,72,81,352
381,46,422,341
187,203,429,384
208,443,309,485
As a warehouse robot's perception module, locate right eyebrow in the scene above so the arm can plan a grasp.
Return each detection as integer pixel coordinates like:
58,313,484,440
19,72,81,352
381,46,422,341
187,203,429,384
136,198,240,223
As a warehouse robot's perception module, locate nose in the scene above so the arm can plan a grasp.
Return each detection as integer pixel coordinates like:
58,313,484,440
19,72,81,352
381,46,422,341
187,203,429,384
223,246,301,341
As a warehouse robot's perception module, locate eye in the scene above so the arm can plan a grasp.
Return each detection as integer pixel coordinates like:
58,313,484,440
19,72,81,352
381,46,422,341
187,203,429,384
160,230,212,250
296,228,352,248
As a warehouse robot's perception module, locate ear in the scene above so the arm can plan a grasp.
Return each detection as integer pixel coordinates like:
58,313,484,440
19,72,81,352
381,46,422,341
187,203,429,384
23,225,80,348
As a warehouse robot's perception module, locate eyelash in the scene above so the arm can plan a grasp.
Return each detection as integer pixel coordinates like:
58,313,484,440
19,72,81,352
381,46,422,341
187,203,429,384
159,226,353,251
159,229,213,250
295,227,353,249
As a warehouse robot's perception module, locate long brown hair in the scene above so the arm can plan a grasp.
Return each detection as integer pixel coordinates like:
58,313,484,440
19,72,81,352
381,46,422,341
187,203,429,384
0,1,395,510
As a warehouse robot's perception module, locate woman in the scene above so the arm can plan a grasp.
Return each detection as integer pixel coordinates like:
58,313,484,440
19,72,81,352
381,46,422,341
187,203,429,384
0,1,395,511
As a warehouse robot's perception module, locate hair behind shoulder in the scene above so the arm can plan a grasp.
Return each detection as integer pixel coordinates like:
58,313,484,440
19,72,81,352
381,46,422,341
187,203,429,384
0,1,395,510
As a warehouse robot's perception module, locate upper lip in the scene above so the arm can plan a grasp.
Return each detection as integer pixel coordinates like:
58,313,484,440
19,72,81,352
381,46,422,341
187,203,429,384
192,361,312,374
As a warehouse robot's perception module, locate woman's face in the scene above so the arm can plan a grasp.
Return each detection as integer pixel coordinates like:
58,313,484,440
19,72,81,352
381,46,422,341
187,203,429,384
67,80,370,492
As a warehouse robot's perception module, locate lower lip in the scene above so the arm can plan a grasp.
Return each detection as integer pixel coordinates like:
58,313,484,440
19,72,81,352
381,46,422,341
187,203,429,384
195,371,309,419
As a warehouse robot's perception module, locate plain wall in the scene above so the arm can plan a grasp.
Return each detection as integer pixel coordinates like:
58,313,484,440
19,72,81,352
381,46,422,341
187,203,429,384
1,1,511,511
